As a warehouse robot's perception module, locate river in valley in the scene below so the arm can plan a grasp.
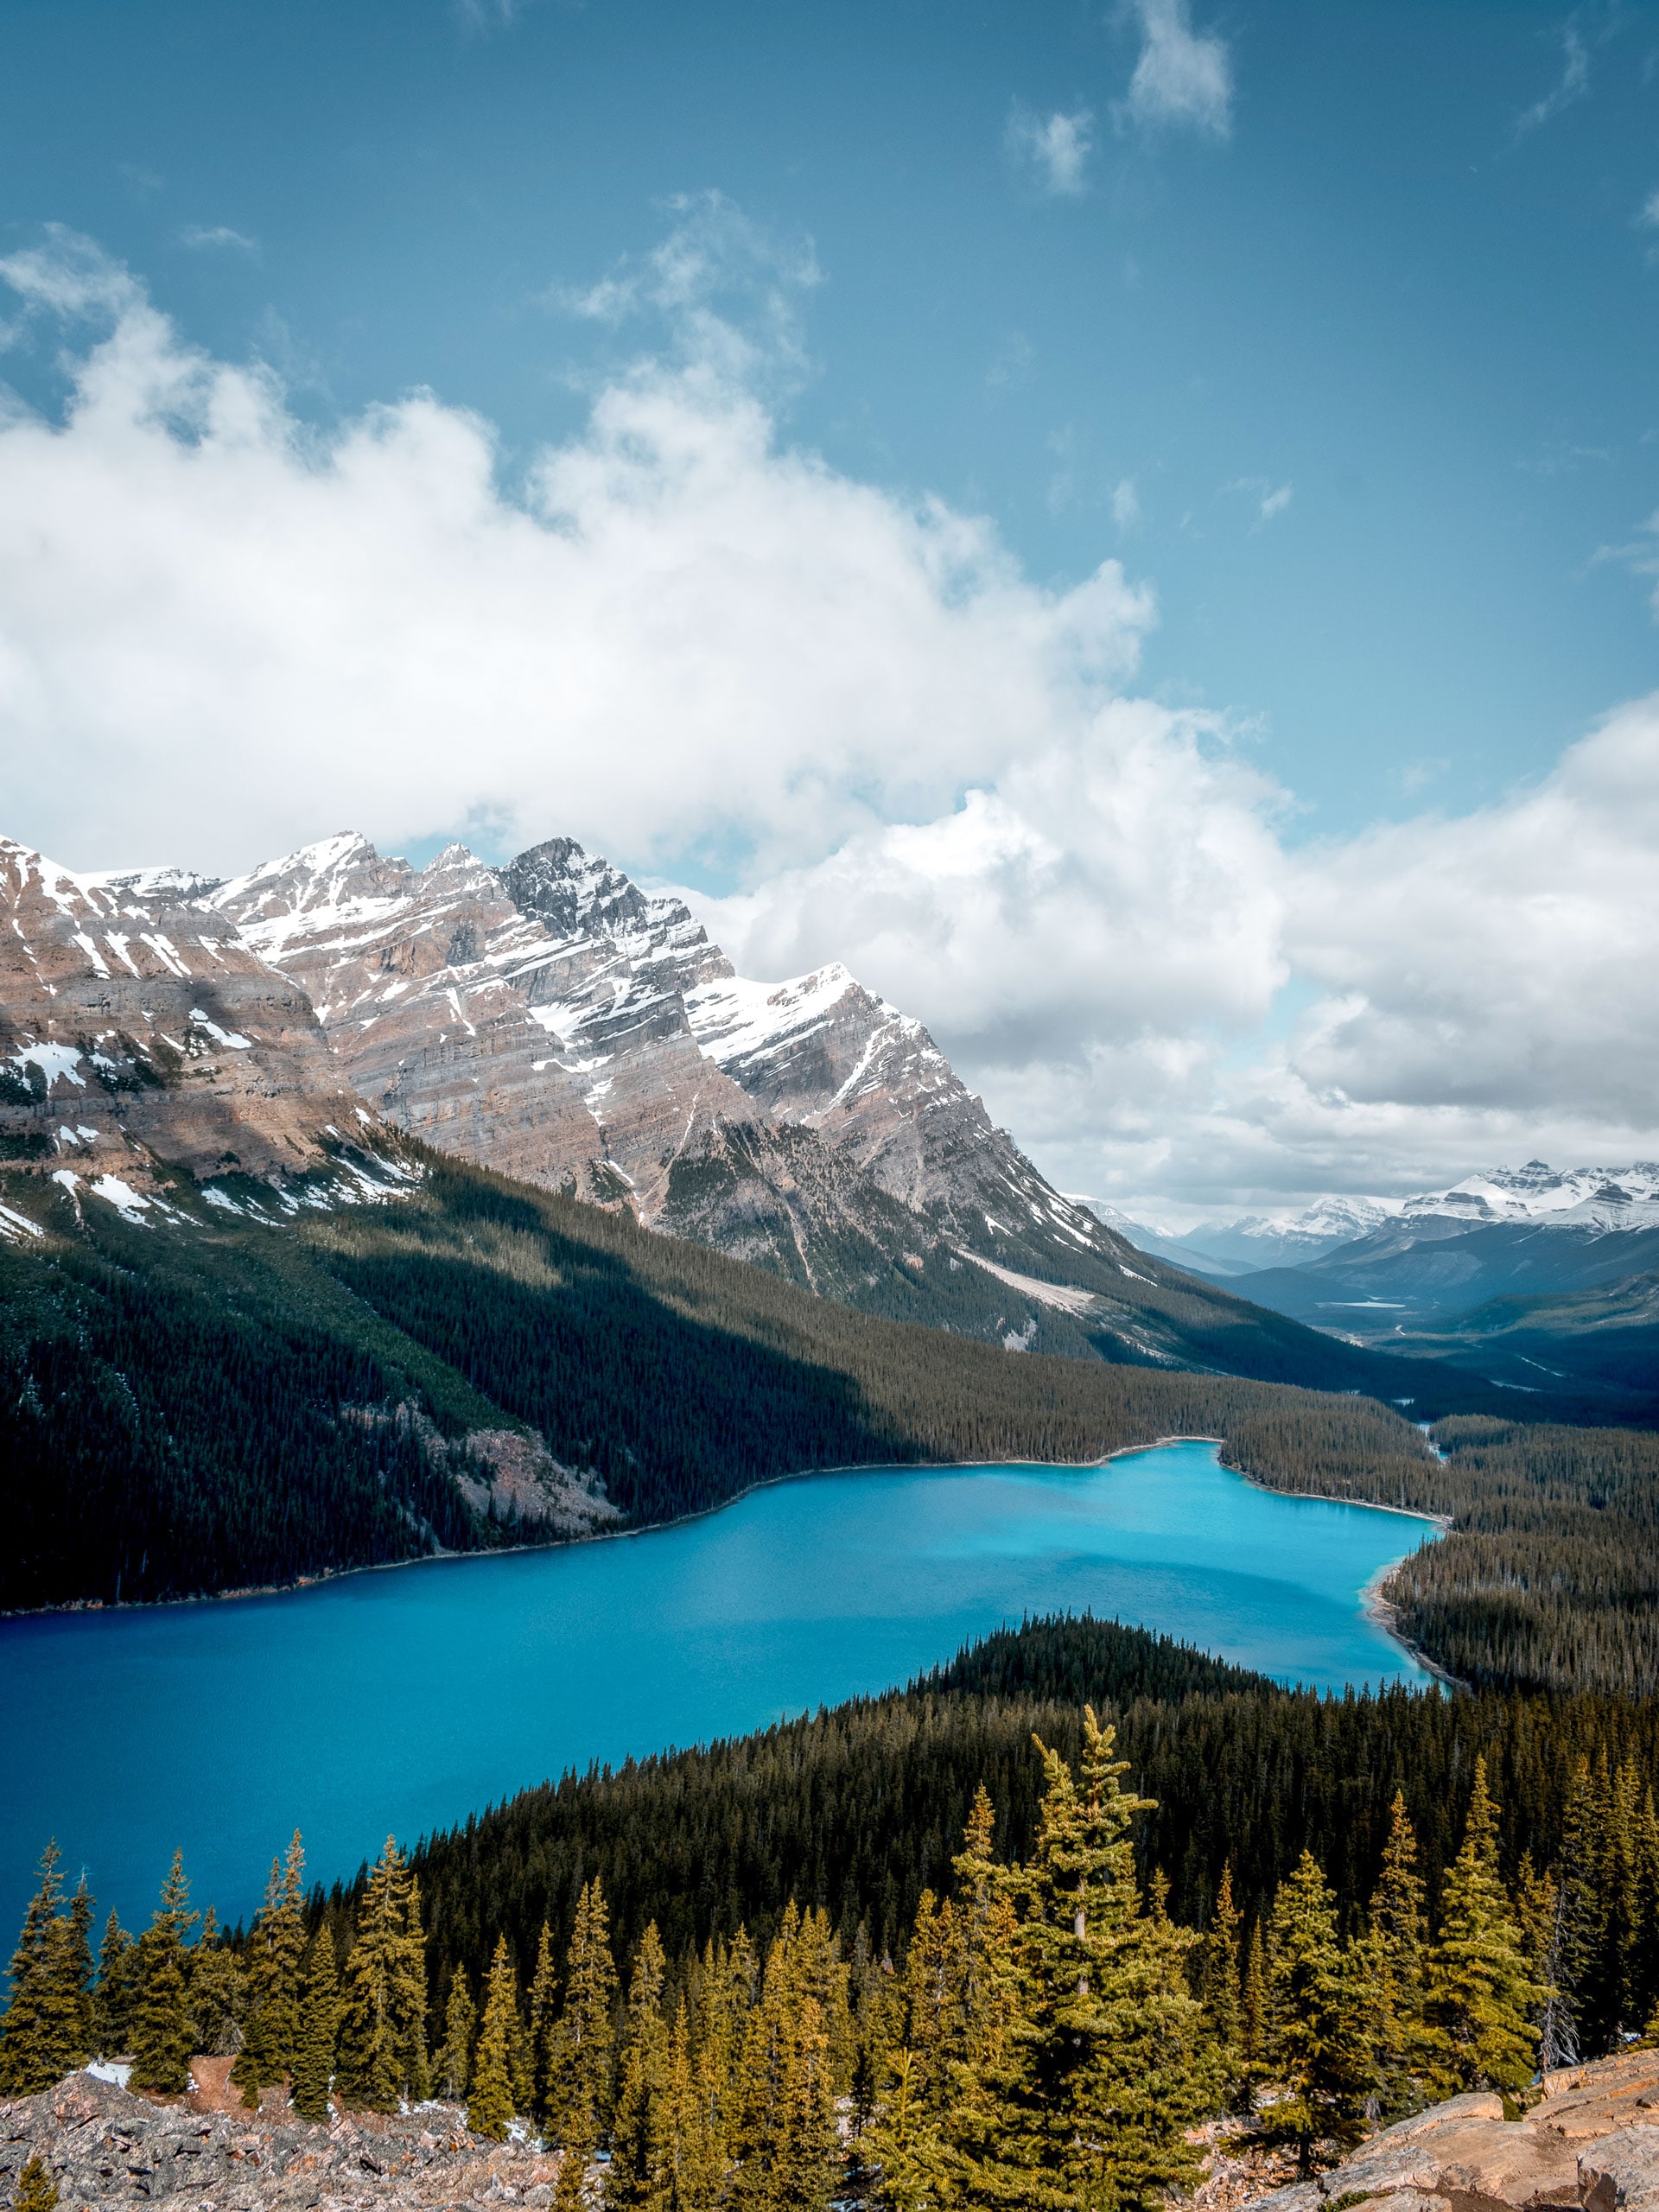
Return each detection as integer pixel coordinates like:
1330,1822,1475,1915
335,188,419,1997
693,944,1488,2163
0,1440,1440,1936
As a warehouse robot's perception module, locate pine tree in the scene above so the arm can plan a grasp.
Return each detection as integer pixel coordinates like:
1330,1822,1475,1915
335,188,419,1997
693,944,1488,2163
0,1841,90,2096
526,1923,559,2120
335,1838,429,2112
1240,1918,1267,2104
652,1997,717,2212
609,1923,669,2208
469,1936,520,2141
94,1913,136,2061
1203,1864,1244,2108
233,1834,306,2105
942,1708,1207,2212
130,1853,199,2096
1422,1759,1541,2097
1265,1852,1372,2174
438,1968,477,2103
189,1910,247,2059
544,1880,618,2151
12,2155,57,2212
731,1905,844,2212
291,1933,340,2124
1368,1792,1429,2120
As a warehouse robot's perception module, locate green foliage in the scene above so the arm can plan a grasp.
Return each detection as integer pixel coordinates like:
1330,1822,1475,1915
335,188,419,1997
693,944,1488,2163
436,1965,476,2103
607,1923,668,2208
0,1844,92,2095
11,2156,57,2212
468,1936,519,2140
1264,1853,1373,2173
335,1838,429,2111
233,1833,305,2102
130,1853,199,2095
93,1912,135,2061
189,1909,247,2059
543,1880,617,2152
290,1931,339,2124
1421,1760,1541,2095
1365,1793,1431,2120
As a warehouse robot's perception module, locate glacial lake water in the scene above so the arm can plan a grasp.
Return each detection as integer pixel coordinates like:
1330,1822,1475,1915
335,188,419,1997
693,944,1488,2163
0,1441,1439,1936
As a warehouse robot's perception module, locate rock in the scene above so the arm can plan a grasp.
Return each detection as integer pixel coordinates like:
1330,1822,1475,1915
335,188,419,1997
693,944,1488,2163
0,2071,569,2212
1580,2130,1659,2212
0,840,366,1183
1239,2055,1659,2212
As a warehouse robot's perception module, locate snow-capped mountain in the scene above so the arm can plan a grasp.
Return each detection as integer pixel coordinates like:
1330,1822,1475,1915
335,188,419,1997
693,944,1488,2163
0,836,362,1183
1086,1194,1395,1276
1400,1161,1659,1230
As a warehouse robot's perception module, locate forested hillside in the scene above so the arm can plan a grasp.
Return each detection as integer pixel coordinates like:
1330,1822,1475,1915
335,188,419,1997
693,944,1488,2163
8,1613,1656,2208
0,1139,1466,1611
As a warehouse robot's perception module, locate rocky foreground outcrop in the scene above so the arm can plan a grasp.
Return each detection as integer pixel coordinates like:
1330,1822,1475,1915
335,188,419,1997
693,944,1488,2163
0,2071,573,2212
1249,2050,1659,2212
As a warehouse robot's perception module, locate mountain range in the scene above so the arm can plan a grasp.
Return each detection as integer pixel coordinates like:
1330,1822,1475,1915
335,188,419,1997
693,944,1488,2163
2,826,1502,1397
1098,1164,1659,1408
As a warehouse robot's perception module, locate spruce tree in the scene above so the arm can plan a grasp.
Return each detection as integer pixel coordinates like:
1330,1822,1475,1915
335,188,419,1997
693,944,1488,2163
129,1853,199,2097
1421,1759,1540,2097
469,1936,519,2141
291,1932,339,2125
12,2156,57,2212
438,1968,476,2104
731,1905,844,2212
335,1838,429,2112
1557,1754,1604,2056
652,1997,716,2212
526,1923,558,2120
94,1913,135,2061
59,1880,95,2074
1368,1791,1429,2120
1265,1852,1372,2174
1202,1864,1244,2108
0,1840,87,2096
233,1834,306,2105
544,1880,618,2150
609,1923,669,2208
189,1910,247,2059
945,1708,1206,2212
1240,1919,1267,2105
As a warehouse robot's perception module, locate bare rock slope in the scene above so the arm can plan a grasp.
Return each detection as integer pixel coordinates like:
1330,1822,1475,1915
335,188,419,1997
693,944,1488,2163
0,2071,573,2212
0,840,364,1184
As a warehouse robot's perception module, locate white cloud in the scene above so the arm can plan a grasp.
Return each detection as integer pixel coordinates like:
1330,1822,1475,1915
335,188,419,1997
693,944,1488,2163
1006,105,1096,196
1640,188,1659,228
1123,0,1232,139
179,226,258,253
1111,477,1141,531
1224,475,1293,527
1,220,1655,1210
1516,22,1590,134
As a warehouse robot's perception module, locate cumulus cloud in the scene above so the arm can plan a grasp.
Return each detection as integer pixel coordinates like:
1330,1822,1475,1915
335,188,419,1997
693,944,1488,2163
0,219,1655,1209
1006,105,1096,196
1123,0,1232,139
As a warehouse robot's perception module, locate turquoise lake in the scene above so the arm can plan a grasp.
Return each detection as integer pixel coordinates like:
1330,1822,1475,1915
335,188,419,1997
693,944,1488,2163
0,1441,1438,1936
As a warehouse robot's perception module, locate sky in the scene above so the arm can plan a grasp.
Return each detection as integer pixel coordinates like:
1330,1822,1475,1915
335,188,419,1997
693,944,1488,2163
0,0,1656,1217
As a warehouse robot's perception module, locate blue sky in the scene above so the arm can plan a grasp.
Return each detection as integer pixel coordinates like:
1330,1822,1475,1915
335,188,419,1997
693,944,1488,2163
6,0,1658,833
2,0,1657,1208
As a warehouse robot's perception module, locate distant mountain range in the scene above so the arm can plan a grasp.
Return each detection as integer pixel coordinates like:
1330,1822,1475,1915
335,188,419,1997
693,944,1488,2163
1093,1164,1659,1409
2,828,1494,1397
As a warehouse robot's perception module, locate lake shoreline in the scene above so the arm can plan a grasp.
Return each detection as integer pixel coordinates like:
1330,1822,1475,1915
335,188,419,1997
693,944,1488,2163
3,1436,1446,1697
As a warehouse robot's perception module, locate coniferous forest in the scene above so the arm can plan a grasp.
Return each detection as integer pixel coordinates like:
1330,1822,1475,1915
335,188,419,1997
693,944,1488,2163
6,1612,1659,2205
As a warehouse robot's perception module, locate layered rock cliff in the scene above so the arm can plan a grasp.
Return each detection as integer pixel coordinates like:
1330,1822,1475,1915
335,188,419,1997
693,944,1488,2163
0,839,365,1183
